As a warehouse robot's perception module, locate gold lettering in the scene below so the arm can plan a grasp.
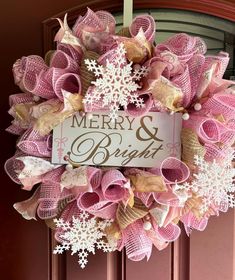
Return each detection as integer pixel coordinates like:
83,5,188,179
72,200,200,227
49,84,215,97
114,115,125,130
126,116,135,130
89,114,99,129
136,115,163,142
101,115,112,129
71,114,87,128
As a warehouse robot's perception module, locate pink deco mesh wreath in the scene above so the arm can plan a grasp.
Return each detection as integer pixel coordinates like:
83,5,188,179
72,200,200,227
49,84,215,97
5,8,235,269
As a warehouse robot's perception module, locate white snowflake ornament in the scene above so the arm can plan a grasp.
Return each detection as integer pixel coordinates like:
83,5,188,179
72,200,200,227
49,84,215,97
83,43,148,121
181,153,235,214
53,212,116,269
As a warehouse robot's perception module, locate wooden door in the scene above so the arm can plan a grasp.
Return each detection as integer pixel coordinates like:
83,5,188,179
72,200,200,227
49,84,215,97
1,1,235,279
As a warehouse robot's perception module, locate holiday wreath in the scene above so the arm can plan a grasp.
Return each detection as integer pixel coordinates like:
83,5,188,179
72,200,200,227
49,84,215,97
5,8,235,268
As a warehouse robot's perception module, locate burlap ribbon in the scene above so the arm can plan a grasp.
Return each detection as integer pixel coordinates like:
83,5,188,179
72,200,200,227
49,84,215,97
129,173,167,193
181,194,203,218
116,197,148,229
105,221,121,241
34,93,83,136
182,194,219,219
181,128,206,163
149,76,183,112
122,30,152,63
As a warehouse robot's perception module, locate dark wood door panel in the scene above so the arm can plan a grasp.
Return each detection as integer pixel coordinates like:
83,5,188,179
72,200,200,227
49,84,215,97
126,247,172,280
66,250,108,279
190,210,235,280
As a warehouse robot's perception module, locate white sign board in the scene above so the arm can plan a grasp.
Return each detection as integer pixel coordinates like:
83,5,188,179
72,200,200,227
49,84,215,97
52,111,182,167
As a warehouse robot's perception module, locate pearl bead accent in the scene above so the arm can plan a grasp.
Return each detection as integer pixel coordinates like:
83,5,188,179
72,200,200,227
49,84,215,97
182,113,190,120
194,103,202,111
143,221,152,231
66,164,73,171
33,95,40,102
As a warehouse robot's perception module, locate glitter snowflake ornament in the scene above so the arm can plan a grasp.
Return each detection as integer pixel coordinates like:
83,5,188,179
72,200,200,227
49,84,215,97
83,43,148,121
53,212,116,268
182,153,235,214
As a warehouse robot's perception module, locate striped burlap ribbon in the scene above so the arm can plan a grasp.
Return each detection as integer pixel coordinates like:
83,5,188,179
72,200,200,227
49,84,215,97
80,50,99,95
181,128,206,163
129,173,167,192
116,197,148,229
181,194,203,218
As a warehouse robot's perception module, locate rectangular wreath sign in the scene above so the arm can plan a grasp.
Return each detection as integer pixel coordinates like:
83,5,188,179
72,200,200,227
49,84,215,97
52,112,182,167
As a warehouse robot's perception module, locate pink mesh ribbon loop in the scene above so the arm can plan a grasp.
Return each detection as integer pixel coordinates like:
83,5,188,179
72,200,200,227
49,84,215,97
155,33,207,63
200,119,232,144
181,212,208,235
145,229,169,251
13,49,83,101
195,53,230,99
202,93,235,121
153,188,181,207
171,65,192,107
77,189,117,219
73,8,116,53
53,72,81,100
87,166,102,190
154,222,181,242
6,123,26,135
135,192,154,208
13,56,47,91
184,111,235,149
9,93,34,107
38,167,75,219
130,15,156,43
98,46,126,66
184,114,228,144
14,56,55,99
186,54,205,106
101,170,128,202
4,151,25,184
57,43,83,64
160,157,190,183
204,143,230,161
17,128,52,157
122,220,152,261
50,50,79,73
73,8,107,38
205,52,229,80
95,11,116,34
